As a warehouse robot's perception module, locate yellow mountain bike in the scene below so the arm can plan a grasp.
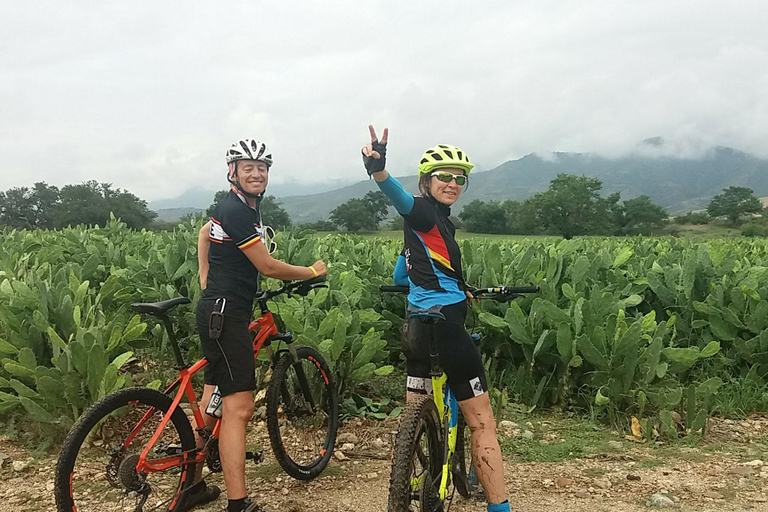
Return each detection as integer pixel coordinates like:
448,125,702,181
381,285,539,512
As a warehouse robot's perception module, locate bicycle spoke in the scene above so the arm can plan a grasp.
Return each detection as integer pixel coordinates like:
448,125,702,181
267,347,338,479
56,389,195,512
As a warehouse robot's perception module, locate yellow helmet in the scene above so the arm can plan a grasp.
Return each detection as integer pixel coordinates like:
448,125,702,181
417,144,474,177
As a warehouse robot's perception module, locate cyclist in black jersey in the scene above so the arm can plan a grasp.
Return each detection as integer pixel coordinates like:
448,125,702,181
190,139,327,512
363,126,512,512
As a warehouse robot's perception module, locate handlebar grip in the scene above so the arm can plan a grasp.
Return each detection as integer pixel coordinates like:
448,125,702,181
302,275,327,286
379,285,409,293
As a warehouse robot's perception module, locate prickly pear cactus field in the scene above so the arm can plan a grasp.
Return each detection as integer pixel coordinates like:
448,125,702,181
2,220,768,442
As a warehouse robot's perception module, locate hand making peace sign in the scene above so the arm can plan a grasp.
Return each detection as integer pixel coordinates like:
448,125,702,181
362,124,389,176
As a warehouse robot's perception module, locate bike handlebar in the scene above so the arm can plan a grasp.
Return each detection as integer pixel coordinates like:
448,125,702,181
379,285,539,295
257,275,327,302
380,284,539,303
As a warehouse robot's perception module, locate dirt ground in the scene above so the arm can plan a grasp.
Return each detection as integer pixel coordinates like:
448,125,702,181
2,415,768,512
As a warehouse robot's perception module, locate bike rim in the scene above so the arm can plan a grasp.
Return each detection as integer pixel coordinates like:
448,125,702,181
275,357,334,468
66,399,190,512
406,417,441,511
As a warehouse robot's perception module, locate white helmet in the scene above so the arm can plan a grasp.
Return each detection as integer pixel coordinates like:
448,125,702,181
225,138,273,166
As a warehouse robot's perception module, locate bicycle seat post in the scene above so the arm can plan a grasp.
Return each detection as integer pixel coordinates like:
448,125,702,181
158,314,187,369
429,326,441,378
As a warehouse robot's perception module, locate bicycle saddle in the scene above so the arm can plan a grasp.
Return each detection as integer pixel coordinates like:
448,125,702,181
407,305,446,322
131,297,191,315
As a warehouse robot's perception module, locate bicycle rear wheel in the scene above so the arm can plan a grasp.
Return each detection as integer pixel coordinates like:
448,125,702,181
54,387,196,512
266,345,338,480
388,395,443,512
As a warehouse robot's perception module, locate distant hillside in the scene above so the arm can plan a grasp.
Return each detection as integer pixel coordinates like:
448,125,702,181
149,180,353,211
278,146,768,223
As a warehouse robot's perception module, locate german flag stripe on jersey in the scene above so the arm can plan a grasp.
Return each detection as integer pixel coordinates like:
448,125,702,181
238,235,261,250
417,225,454,271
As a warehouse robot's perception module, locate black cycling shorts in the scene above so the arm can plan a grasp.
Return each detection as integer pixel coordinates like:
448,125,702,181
196,298,256,397
400,301,488,402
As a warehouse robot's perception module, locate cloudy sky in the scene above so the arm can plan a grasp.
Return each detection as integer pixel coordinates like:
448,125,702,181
1,1,767,201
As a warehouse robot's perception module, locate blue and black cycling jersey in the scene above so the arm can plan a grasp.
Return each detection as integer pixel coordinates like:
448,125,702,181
378,174,466,310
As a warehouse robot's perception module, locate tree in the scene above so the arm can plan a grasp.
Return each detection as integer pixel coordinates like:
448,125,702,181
50,181,156,229
502,199,541,235
618,195,668,235
0,182,60,229
528,174,617,239
330,191,389,232
206,190,230,217
259,195,292,230
707,186,763,224
459,200,507,233
388,216,404,230
0,186,36,229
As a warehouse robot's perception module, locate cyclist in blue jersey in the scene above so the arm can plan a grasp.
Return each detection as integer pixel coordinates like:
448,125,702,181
363,126,512,512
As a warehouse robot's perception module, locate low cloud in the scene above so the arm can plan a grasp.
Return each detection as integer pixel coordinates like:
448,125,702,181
1,1,767,201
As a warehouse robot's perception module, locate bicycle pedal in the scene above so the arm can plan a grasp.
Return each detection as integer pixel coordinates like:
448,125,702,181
245,450,264,465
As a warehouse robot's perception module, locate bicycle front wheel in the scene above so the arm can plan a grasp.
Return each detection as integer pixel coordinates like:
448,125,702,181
54,387,197,512
388,395,443,512
266,345,338,480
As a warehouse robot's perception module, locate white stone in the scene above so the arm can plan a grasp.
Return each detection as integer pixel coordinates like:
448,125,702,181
11,460,28,472
645,493,677,508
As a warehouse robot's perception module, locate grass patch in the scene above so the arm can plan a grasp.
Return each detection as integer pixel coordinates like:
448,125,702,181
499,415,617,463
638,458,664,468
709,376,768,418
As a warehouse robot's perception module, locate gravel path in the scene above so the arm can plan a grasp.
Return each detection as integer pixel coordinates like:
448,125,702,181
2,416,768,511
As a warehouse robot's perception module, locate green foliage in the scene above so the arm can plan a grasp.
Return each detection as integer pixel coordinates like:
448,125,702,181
527,174,620,239
0,181,156,230
4,220,768,439
458,175,667,237
0,217,202,430
330,191,389,232
707,186,763,224
340,393,402,420
742,217,768,237
619,196,669,235
459,200,508,233
674,211,710,225
299,220,338,232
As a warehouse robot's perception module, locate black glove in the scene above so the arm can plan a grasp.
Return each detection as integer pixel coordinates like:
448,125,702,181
362,139,387,176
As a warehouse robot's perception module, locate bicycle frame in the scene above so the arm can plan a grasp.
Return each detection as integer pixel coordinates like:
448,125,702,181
131,309,282,476
426,372,461,500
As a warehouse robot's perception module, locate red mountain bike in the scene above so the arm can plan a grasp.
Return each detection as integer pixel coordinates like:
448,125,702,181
54,276,338,512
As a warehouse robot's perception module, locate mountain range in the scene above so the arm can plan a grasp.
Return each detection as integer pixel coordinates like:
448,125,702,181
152,144,768,223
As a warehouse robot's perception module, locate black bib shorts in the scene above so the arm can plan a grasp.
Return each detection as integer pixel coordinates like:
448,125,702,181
400,301,488,402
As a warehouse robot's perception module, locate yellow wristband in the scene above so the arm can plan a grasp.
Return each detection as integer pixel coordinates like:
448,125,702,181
309,266,318,277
